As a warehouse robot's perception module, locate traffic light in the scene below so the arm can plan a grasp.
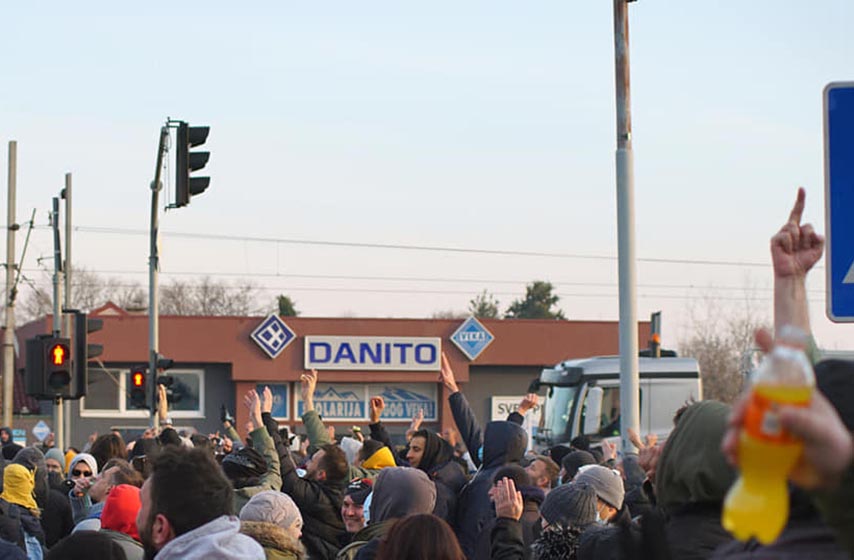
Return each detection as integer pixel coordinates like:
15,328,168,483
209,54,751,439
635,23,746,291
72,311,104,399
25,336,73,398
130,366,147,409
175,122,210,208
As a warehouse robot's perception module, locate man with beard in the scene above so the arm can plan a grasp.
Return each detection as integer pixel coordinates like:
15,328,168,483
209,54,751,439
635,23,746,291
281,369,350,559
135,446,263,560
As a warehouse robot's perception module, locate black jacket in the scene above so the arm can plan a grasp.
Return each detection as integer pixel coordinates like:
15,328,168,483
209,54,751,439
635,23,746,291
476,491,542,560
491,518,525,560
267,412,346,560
450,392,528,559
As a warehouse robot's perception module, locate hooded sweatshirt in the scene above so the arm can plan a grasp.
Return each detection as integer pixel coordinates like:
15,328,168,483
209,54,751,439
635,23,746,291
360,447,395,471
412,430,468,523
99,484,144,560
455,420,528,558
155,515,265,560
337,467,437,560
14,447,74,547
654,401,736,560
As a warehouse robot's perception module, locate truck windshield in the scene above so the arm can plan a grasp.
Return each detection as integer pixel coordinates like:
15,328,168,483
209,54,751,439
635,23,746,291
544,386,576,441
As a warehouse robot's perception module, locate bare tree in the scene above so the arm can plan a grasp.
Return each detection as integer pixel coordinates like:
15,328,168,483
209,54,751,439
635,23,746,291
679,290,770,404
160,276,260,316
430,309,468,320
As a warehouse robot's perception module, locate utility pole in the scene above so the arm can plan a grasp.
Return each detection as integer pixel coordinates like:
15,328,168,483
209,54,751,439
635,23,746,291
3,142,18,428
613,0,641,454
51,197,64,451
63,174,73,446
149,127,169,430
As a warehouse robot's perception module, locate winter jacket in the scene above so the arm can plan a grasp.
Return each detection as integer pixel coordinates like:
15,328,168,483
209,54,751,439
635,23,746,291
335,519,392,560
411,429,467,523
450,392,528,558
303,409,386,481
654,401,736,560
491,518,525,560
42,488,73,547
234,427,282,513
241,520,307,560
278,410,347,560
155,515,265,560
100,529,144,560
475,489,543,560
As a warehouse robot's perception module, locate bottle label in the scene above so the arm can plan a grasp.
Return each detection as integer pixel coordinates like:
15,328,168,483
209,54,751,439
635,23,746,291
744,390,807,445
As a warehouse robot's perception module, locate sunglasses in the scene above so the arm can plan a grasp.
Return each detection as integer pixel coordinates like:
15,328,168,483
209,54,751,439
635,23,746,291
71,469,92,477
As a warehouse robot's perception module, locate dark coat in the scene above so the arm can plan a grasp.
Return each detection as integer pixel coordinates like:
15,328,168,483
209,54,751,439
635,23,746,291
42,488,74,547
491,518,525,560
475,492,542,560
450,392,528,559
267,412,346,560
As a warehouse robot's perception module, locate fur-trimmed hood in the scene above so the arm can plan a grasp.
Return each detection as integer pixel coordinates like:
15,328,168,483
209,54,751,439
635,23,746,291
241,521,307,560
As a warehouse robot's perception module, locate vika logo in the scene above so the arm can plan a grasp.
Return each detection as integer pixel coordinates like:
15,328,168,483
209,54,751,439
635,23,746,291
250,314,296,359
451,317,495,361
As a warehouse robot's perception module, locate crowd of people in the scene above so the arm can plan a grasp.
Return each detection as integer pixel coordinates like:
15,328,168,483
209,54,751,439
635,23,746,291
0,188,850,560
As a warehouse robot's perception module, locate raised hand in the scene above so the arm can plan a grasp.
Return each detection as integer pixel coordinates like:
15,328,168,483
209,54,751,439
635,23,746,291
493,477,524,521
771,188,824,279
439,352,459,393
300,369,319,411
518,393,539,415
628,428,663,481
243,389,262,429
261,386,273,415
369,396,385,423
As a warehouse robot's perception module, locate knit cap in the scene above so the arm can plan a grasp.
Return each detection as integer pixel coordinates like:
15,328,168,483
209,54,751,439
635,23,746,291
561,451,596,481
45,449,66,472
361,446,395,470
222,447,268,482
574,464,624,510
239,490,303,533
345,478,373,506
540,481,597,529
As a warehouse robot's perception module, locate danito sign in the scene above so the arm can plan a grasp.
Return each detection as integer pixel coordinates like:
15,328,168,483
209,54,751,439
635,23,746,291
304,336,442,371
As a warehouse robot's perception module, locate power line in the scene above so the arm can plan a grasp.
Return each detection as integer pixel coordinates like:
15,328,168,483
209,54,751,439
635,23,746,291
54,224,778,268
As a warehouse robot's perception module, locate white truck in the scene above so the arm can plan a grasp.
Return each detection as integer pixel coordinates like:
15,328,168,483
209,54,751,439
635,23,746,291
530,355,703,451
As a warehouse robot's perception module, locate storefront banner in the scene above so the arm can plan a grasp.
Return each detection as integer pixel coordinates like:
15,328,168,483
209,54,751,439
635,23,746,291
367,383,437,421
490,396,542,425
296,383,437,421
304,336,441,371
256,383,289,419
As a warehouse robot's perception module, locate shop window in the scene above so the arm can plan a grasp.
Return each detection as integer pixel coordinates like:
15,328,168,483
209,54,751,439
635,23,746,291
81,368,203,419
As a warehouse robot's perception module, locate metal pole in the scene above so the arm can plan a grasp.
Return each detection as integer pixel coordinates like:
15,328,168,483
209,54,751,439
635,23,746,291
613,0,640,454
63,173,73,447
51,197,64,450
150,127,169,430
3,142,17,428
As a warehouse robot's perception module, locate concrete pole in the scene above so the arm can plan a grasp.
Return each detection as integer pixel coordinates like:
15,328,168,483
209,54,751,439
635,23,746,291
3,142,17,428
613,0,641,454
63,174,73,446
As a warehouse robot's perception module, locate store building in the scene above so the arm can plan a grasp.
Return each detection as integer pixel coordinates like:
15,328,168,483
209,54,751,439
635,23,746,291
16,303,650,446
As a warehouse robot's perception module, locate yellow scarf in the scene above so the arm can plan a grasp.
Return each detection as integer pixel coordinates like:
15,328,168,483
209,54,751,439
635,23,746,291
0,464,38,511
362,446,396,470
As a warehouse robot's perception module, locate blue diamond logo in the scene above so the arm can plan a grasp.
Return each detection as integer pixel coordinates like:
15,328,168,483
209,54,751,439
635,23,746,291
450,317,495,361
250,315,296,359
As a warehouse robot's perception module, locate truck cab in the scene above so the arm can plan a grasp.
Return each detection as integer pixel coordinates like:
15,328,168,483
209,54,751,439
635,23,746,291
532,355,702,450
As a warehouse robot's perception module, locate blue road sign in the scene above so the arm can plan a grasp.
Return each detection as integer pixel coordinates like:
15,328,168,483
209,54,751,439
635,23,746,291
824,83,854,321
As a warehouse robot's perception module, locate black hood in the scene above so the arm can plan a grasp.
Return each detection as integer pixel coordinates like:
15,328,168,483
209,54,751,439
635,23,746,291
413,429,455,473
482,421,528,469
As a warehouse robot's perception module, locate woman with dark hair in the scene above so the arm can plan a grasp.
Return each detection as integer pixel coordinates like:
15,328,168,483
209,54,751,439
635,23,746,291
90,434,127,471
377,514,464,560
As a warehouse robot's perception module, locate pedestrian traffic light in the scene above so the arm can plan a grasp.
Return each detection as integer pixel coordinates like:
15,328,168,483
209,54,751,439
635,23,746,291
25,336,73,398
130,366,147,409
72,311,104,399
175,122,210,208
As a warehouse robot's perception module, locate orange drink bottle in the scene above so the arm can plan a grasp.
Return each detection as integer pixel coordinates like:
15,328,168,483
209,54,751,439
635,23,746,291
722,326,814,544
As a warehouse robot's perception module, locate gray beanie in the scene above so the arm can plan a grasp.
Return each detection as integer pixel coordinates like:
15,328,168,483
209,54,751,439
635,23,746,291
539,481,597,529
239,490,303,532
45,449,66,471
573,464,624,510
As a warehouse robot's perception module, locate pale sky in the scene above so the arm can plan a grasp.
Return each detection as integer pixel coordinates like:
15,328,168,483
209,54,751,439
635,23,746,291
2,1,853,349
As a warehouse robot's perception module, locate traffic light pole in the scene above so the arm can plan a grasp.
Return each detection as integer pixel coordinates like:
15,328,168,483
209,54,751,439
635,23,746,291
63,174,73,448
613,0,641,456
51,197,65,451
149,126,169,431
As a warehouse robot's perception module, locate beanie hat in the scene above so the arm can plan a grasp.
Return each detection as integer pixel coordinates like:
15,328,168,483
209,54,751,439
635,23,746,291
222,447,267,484
361,446,396,470
540,481,597,529
0,464,38,511
101,484,141,541
68,453,98,478
239,490,303,533
45,449,66,472
345,478,373,506
574,465,624,510
548,445,572,467
561,451,596,482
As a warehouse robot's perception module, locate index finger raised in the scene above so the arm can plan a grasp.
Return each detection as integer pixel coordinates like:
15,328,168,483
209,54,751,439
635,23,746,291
787,187,806,226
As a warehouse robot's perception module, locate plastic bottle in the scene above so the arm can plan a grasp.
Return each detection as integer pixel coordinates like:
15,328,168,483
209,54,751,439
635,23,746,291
722,326,814,544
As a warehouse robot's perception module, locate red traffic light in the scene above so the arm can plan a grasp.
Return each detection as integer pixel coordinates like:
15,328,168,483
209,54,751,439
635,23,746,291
132,371,145,388
50,344,69,366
